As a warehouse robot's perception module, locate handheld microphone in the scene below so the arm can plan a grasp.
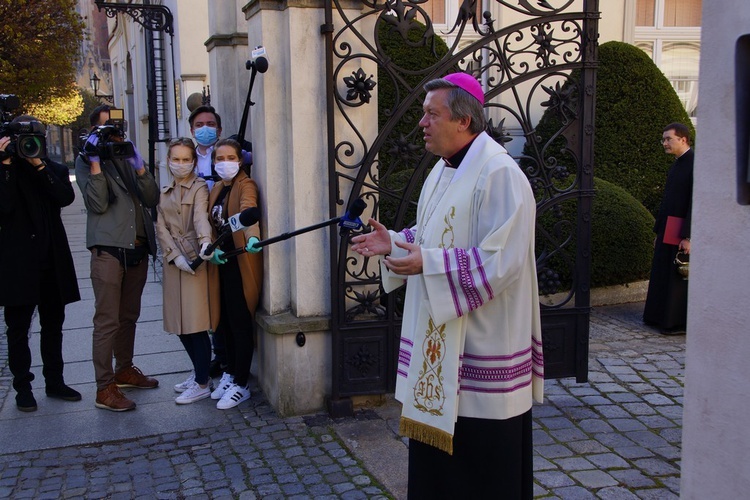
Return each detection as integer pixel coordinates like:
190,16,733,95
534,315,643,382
228,206,261,232
338,198,367,235
189,207,262,270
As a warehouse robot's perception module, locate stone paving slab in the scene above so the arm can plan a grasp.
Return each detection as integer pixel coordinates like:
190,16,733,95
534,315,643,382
0,176,685,498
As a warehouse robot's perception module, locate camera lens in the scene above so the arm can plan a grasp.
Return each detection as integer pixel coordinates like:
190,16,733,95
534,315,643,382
18,135,44,158
109,141,135,159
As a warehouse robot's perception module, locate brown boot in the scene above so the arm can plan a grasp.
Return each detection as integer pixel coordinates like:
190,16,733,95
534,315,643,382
114,365,159,389
95,383,136,412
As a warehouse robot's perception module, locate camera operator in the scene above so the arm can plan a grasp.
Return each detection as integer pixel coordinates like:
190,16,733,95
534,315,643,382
74,112,160,412
0,115,82,412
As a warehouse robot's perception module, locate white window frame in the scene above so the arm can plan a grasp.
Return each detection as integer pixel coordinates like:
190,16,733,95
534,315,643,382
632,0,701,121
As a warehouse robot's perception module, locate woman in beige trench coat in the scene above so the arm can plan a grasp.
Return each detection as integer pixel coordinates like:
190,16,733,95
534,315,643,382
155,138,220,405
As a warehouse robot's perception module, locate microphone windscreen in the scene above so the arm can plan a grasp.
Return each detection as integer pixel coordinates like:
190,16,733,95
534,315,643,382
255,57,269,73
239,206,261,227
349,198,366,218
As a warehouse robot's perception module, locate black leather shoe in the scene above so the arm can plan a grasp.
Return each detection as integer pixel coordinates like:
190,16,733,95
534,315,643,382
16,391,38,412
46,384,82,401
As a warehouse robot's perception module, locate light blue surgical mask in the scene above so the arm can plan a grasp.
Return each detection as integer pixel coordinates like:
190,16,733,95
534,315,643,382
194,126,218,146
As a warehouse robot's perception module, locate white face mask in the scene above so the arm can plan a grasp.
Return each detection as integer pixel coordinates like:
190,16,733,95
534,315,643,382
168,161,194,179
215,161,240,181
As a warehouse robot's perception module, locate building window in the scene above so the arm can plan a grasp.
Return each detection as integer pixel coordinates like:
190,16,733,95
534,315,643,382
635,0,701,118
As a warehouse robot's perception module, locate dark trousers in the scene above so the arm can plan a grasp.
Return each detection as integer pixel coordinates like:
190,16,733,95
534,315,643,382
643,239,688,329
210,327,227,365
90,249,148,389
4,269,66,393
178,331,212,386
217,257,254,387
408,410,533,500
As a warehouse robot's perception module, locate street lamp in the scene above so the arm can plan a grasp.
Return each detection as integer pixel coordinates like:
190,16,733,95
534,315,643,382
89,72,114,103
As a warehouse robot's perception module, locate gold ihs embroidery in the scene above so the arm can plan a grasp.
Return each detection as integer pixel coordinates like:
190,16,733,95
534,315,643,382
412,317,446,416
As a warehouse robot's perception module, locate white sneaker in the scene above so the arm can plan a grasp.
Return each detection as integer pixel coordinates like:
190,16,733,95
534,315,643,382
216,383,251,410
175,382,211,405
174,372,195,393
211,373,234,400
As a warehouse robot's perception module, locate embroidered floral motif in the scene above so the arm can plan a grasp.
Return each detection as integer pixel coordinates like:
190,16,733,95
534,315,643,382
413,318,446,416
440,207,456,248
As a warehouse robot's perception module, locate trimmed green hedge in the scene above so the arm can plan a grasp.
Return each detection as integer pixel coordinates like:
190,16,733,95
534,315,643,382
538,177,655,294
376,19,450,227
527,41,694,216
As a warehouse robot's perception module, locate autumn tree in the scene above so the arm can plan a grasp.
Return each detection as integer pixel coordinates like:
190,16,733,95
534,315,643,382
0,0,85,121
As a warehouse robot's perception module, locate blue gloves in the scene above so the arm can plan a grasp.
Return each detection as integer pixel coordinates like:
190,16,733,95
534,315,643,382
209,248,227,265
246,236,261,254
84,134,100,163
241,149,253,166
128,145,145,172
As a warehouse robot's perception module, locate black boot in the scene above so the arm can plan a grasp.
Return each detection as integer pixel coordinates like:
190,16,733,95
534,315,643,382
16,390,38,412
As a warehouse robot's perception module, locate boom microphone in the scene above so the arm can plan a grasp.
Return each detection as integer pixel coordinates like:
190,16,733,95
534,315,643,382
252,56,269,73
246,46,269,73
238,46,269,145
219,198,368,261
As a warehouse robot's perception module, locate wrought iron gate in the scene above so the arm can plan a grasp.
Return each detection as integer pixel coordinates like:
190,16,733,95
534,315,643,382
324,0,599,415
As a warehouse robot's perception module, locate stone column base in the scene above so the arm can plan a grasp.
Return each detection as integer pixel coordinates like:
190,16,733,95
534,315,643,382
256,310,331,417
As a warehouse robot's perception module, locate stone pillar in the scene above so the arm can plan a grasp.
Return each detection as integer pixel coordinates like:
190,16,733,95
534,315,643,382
206,0,249,135
243,0,332,416
681,0,750,497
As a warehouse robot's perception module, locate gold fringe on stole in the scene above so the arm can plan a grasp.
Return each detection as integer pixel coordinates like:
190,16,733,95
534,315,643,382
399,416,454,455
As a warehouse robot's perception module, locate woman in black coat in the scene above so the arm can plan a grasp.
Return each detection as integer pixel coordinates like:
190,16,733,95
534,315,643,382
0,128,81,412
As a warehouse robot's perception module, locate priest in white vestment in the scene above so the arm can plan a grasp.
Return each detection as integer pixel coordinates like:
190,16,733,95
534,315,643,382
352,73,544,499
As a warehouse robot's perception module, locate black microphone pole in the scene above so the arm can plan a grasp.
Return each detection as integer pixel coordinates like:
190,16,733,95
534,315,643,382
237,55,268,145
220,217,342,260
220,199,366,259
188,224,231,271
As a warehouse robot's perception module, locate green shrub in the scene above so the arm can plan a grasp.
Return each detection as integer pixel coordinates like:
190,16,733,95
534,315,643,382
376,18,450,228
527,41,694,216
537,177,655,294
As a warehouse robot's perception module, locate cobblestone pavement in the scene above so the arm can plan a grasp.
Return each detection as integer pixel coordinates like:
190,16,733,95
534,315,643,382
0,183,685,500
530,303,685,499
0,390,390,499
0,302,685,499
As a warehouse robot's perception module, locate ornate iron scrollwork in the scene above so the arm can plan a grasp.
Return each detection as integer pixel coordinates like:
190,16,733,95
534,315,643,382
327,0,599,399
94,1,174,35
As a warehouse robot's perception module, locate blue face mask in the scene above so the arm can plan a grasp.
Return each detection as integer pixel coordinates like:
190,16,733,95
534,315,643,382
194,126,218,146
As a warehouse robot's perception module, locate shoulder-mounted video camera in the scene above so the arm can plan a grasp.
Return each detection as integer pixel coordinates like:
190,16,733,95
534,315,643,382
83,108,135,160
0,94,47,159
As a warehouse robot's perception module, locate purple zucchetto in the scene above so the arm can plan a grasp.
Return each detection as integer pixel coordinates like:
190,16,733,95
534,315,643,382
443,72,484,105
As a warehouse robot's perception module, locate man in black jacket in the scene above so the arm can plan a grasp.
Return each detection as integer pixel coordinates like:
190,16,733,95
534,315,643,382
0,116,82,412
643,122,694,334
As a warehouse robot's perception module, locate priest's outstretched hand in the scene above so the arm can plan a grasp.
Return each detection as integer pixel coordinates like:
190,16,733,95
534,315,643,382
351,218,392,257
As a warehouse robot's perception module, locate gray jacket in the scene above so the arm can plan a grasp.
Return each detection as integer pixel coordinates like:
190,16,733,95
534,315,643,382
75,154,159,254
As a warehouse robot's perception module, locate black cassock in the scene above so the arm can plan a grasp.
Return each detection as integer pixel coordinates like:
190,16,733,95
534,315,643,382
643,148,694,329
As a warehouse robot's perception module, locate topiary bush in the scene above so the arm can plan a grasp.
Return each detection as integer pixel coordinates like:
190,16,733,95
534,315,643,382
537,177,655,294
375,18,450,228
527,41,695,217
